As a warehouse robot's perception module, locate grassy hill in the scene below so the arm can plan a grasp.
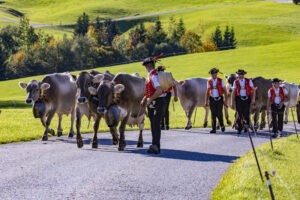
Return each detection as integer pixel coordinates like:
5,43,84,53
0,0,254,23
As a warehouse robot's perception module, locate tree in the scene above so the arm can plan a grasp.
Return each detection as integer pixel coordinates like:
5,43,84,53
212,26,222,50
222,25,231,50
104,19,119,46
229,26,237,49
18,17,39,50
155,19,162,32
180,30,202,53
137,23,146,43
74,12,90,36
176,18,186,39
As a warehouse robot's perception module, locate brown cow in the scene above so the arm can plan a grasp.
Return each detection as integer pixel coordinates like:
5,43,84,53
75,70,118,148
19,73,77,141
281,82,300,124
88,73,145,151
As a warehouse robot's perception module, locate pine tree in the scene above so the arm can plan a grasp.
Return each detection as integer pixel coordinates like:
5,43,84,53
212,26,222,50
176,18,186,39
95,16,101,31
229,26,237,49
222,25,231,50
155,19,162,32
137,23,146,43
74,12,90,36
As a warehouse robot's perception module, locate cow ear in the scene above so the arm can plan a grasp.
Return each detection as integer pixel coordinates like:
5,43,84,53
114,84,125,94
19,81,27,89
93,74,104,83
88,87,97,95
40,83,50,90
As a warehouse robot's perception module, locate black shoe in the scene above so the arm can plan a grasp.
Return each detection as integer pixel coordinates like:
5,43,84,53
221,126,225,132
279,131,283,137
237,130,241,135
272,133,278,138
161,126,165,130
166,125,169,130
147,145,160,154
210,130,216,134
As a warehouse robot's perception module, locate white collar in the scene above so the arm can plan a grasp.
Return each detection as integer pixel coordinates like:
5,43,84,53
148,69,155,76
239,78,245,82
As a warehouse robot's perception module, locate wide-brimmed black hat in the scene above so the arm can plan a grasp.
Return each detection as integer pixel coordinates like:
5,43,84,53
157,66,166,72
236,69,247,75
272,78,282,83
209,68,219,74
142,57,154,66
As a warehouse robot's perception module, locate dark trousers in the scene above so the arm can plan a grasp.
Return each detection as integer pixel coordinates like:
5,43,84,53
209,96,224,130
148,98,164,149
161,92,171,128
236,96,251,131
271,104,285,133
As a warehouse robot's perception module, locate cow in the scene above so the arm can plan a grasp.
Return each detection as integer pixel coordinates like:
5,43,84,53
19,73,77,141
176,77,231,130
225,74,272,131
88,73,145,151
75,70,118,148
281,82,300,124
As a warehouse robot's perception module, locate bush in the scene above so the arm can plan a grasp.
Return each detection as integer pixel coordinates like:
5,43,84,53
180,31,202,53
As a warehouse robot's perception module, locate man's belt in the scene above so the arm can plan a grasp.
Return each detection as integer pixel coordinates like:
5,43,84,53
211,96,222,101
239,96,249,100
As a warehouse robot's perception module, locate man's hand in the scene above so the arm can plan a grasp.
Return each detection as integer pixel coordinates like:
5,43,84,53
147,97,152,105
251,99,255,105
140,97,147,107
205,102,209,107
174,96,178,102
279,102,284,109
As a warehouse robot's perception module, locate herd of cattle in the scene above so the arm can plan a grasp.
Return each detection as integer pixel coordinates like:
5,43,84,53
18,71,300,150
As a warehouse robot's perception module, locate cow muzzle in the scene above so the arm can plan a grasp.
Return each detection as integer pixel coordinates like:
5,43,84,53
78,97,88,104
97,106,107,114
229,88,233,93
26,98,33,105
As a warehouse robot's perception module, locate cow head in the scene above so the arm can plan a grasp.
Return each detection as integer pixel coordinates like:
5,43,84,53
88,75,125,114
224,74,237,93
76,72,102,104
19,80,50,104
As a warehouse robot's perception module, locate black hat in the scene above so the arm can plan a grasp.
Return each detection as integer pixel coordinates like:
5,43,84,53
272,78,282,83
236,69,247,75
157,66,166,72
142,57,153,66
209,68,219,74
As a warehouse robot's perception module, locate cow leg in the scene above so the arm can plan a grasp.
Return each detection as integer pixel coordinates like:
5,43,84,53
137,120,144,148
284,106,289,124
57,114,63,137
224,106,232,125
260,110,266,130
41,116,55,135
203,106,209,128
91,116,101,149
109,126,119,145
76,108,84,148
68,108,75,138
118,114,129,151
185,104,196,130
42,111,55,141
253,110,259,132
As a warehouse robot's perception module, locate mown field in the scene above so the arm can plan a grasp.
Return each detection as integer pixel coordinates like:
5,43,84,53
0,0,254,23
212,134,300,199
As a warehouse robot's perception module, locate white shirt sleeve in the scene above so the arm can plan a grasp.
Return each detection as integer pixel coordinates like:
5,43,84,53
283,88,288,95
233,81,237,89
207,81,210,89
222,80,226,88
249,79,254,87
152,75,160,88
268,90,271,98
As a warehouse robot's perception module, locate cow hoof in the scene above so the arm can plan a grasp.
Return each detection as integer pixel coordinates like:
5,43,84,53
92,142,98,149
68,132,74,138
284,121,288,124
77,138,84,148
41,135,48,141
50,129,55,136
118,146,125,151
137,142,143,148
185,125,192,130
227,120,232,126
203,122,208,128
57,131,63,137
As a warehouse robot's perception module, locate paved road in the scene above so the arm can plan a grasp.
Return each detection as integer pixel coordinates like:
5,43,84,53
0,123,297,200
0,1,268,28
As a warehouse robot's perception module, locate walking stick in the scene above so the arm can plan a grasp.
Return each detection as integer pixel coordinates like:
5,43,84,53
267,112,274,150
245,120,264,182
265,171,275,200
290,107,299,139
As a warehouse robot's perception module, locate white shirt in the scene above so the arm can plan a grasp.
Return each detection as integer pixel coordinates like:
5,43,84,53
233,78,254,97
268,87,288,104
148,69,164,97
207,78,226,98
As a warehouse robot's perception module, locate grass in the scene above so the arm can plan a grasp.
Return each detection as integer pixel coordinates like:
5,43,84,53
212,134,300,199
0,0,254,24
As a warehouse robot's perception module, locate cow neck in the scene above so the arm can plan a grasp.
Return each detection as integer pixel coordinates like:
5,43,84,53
111,82,120,106
38,89,47,102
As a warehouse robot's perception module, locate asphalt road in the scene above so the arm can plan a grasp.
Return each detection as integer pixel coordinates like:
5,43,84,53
1,123,297,200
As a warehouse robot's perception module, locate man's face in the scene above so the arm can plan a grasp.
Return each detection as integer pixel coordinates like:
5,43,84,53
144,63,154,72
273,82,280,88
211,73,217,79
238,74,244,79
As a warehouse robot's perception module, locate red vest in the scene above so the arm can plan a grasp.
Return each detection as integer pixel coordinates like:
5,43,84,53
144,70,159,98
166,87,172,93
208,78,224,96
235,78,252,96
270,87,285,104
